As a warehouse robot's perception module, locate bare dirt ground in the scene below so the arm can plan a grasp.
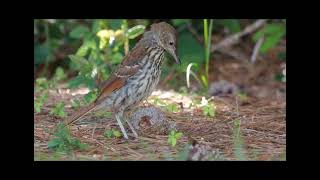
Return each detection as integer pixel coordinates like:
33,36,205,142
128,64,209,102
34,49,286,161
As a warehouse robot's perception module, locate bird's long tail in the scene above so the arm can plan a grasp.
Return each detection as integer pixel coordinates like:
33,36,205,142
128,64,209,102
64,102,97,125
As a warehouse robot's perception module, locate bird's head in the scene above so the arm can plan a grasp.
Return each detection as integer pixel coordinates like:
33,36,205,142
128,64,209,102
151,22,180,64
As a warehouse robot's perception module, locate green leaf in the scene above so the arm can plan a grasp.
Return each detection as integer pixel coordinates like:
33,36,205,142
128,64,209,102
76,38,97,57
34,102,41,113
48,139,61,149
113,130,122,137
53,67,66,82
171,138,177,147
76,43,90,57
68,75,85,89
34,91,48,113
50,102,65,117
69,25,90,39
127,25,145,39
200,75,208,88
259,33,284,53
110,52,124,64
202,103,216,117
175,132,183,139
165,103,179,113
104,130,113,138
170,130,175,136
35,77,49,90
69,55,89,69
252,23,286,53
253,23,286,41
84,90,97,104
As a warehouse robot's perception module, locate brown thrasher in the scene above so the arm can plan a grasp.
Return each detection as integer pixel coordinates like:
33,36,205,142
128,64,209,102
65,22,180,139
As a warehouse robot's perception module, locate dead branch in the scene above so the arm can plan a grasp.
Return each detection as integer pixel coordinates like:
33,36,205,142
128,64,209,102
250,36,264,63
216,48,249,62
211,19,268,53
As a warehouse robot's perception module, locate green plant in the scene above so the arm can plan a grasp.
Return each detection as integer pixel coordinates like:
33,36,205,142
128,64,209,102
35,77,49,92
152,97,167,106
168,130,183,147
202,19,213,89
68,20,146,92
253,22,286,54
236,92,248,102
104,129,122,138
34,67,67,114
196,96,216,117
202,103,216,117
34,77,50,113
48,123,88,153
34,91,48,113
51,67,67,84
164,103,179,113
50,102,66,117
232,119,248,160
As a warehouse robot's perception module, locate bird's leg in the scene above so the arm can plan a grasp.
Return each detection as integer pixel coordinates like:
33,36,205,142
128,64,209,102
124,110,138,138
115,112,129,139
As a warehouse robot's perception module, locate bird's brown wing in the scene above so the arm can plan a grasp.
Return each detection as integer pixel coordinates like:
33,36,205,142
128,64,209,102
95,45,147,103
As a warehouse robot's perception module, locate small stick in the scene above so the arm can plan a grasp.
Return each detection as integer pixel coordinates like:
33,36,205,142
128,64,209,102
250,36,264,63
211,19,267,53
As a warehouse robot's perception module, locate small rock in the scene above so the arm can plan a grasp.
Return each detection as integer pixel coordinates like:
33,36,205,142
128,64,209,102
129,106,176,134
208,80,239,96
187,139,224,161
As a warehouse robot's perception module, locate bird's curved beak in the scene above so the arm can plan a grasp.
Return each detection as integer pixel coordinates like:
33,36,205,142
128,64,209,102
167,48,181,65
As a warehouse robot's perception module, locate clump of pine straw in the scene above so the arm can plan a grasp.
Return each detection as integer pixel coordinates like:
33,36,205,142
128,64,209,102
34,89,285,161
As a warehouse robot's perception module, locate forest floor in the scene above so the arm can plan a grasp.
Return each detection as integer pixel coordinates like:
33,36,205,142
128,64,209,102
34,48,286,161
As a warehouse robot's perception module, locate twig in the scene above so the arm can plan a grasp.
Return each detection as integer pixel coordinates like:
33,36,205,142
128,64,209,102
91,123,97,139
211,19,267,53
250,36,264,63
216,48,249,62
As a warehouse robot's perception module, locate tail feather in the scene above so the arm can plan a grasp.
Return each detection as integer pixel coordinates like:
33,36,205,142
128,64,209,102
65,103,97,125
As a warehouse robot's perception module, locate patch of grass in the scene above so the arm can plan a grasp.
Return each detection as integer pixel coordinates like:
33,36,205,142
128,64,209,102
48,123,88,154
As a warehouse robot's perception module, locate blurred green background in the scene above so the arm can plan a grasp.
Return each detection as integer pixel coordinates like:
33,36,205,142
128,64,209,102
34,19,286,93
